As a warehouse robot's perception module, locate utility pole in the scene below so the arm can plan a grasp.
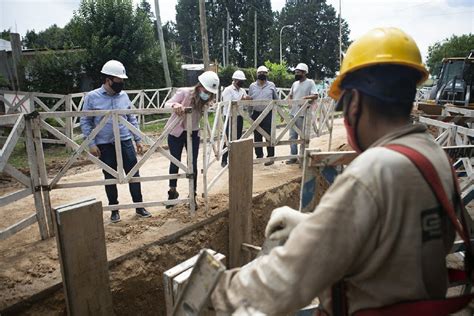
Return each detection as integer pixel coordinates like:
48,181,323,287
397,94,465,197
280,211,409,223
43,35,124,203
254,11,257,68
154,0,171,87
199,0,210,70
339,0,342,67
226,9,230,66
222,28,226,67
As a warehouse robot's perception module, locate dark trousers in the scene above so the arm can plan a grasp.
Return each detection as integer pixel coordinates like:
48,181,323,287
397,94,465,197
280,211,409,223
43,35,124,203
98,139,142,208
222,115,244,164
168,131,200,191
251,110,274,158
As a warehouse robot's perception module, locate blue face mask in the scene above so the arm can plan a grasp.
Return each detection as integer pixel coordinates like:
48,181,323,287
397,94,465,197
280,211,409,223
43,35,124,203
199,91,210,101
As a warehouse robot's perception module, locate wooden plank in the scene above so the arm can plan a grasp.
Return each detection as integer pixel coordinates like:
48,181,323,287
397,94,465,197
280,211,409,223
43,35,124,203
4,163,31,188
54,173,188,189
229,138,253,268
24,119,49,239
0,114,25,172
163,249,217,315
54,199,113,316
0,188,31,207
172,252,225,301
112,114,124,183
171,250,225,316
102,198,190,211
0,213,37,240
0,113,22,125
38,108,174,119
185,111,196,214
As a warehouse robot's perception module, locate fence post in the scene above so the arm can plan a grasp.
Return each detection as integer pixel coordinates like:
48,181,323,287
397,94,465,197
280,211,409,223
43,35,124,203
139,91,145,127
31,114,56,237
202,106,209,209
65,94,73,151
24,112,49,239
231,101,238,141
302,101,312,162
185,109,196,214
228,138,253,268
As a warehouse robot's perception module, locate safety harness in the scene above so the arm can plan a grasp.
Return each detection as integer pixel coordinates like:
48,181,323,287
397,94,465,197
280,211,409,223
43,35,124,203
331,144,474,316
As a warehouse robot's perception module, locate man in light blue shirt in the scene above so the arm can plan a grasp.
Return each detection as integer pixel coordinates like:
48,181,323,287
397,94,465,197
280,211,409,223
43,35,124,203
248,65,279,166
80,60,151,223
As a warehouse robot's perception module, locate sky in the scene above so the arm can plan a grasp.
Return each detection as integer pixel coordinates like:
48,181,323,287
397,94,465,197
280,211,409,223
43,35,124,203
0,0,473,62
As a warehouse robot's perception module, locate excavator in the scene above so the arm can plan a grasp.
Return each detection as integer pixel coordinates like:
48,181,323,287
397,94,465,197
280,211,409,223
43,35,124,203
418,50,474,114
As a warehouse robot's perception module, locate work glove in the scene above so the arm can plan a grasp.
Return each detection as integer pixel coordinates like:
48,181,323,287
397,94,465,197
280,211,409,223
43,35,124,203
264,206,309,241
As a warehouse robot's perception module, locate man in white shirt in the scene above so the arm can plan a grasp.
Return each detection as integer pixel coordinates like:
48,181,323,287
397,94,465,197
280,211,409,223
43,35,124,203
221,70,252,167
286,63,318,164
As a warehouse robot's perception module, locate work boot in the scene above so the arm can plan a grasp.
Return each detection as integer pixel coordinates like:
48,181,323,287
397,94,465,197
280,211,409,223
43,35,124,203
285,158,298,165
136,208,151,218
166,189,179,209
110,210,121,223
264,160,275,166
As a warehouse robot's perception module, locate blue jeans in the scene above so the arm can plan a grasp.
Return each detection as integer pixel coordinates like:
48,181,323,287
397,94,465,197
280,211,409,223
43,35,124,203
222,115,244,164
98,139,143,208
289,115,304,155
168,131,200,191
251,110,274,158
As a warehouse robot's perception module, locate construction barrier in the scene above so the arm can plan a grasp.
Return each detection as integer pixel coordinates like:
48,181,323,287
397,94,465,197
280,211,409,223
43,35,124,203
0,108,196,241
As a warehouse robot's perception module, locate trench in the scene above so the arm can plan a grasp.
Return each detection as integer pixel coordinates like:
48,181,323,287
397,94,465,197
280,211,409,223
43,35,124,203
5,178,301,316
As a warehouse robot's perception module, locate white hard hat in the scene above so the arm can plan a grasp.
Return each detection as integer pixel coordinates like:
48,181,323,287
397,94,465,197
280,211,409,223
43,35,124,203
198,71,220,94
257,65,269,73
232,70,246,80
101,60,128,79
295,63,309,73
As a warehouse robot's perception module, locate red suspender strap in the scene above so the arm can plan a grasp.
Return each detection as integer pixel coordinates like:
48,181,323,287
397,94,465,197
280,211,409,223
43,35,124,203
384,144,471,248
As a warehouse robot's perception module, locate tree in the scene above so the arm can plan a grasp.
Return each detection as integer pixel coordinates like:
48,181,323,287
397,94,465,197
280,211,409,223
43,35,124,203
175,0,274,67
275,0,350,79
426,34,474,77
239,0,274,67
1,29,11,41
67,0,176,89
22,25,71,49
24,50,87,93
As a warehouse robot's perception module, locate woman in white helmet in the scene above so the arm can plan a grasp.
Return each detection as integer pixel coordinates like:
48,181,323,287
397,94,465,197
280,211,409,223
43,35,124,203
164,71,220,208
220,70,252,167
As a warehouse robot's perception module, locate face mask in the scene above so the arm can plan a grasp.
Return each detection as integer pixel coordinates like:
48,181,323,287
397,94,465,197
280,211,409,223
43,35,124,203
110,81,124,94
295,74,303,81
343,117,362,154
199,91,210,101
235,80,243,88
257,74,267,81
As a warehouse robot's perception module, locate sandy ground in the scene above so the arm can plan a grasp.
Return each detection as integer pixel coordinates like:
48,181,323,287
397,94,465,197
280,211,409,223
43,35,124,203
0,119,348,311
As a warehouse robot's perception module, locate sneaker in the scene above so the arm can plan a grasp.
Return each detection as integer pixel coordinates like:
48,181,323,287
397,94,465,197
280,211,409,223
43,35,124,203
264,160,275,166
166,189,179,209
110,210,121,223
136,208,151,218
285,158,298,165
221,160,228,168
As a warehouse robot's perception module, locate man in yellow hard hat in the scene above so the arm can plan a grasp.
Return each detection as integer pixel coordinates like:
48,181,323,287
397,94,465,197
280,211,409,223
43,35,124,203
211,27,470,315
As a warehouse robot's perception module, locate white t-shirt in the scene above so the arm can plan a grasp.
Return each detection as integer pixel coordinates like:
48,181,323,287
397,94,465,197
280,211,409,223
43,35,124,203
289,79,318,116
222,84,247,115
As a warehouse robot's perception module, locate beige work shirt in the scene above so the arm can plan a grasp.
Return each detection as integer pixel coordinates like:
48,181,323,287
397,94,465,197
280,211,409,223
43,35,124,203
212,124,457,315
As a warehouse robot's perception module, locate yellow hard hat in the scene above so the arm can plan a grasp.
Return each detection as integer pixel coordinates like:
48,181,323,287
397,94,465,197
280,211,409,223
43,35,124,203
329,27,429,100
